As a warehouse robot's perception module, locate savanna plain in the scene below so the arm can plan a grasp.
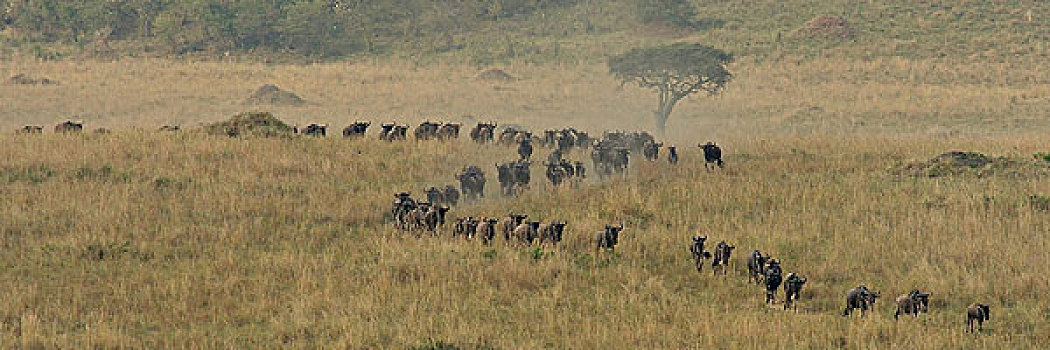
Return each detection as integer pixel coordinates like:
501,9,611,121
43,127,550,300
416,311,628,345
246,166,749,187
4,7,1050,349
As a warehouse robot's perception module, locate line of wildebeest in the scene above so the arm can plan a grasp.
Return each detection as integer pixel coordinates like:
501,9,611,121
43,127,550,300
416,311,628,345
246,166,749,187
19,119,992,333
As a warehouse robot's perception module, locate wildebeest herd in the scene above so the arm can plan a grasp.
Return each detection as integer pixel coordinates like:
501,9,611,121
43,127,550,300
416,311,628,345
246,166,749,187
17,119,992,333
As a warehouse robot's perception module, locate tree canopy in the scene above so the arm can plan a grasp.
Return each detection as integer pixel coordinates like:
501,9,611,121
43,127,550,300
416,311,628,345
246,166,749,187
608,43,732,133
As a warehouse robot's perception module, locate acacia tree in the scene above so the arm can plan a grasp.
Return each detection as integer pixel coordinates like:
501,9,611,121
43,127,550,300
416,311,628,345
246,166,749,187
609,43,732,134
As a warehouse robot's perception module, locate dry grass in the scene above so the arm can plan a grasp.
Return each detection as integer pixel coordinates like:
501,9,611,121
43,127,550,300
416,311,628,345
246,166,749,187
1,58,1049,348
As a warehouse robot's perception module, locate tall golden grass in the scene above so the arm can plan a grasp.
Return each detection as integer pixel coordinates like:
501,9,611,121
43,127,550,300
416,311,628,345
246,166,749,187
0,58,1049,348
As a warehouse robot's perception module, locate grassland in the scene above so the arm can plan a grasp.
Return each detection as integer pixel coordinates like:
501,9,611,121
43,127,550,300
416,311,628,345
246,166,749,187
2,53,1050,348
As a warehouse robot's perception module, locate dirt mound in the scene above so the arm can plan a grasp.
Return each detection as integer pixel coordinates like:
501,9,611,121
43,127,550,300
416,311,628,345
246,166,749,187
244,84,305,106
204,112,295,138
476,69,516,82
895,151,1047,178
793,15,853,39
8,74,58,85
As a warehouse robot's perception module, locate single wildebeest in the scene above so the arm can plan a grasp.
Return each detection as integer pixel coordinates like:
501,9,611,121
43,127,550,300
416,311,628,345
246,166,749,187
667,146,678,165
596,224,624,253
343,121,370,138
538,221,567,246
545,161,569,187
764,259,783,305
443,185,460,207
456,166,486,200
966,303,990,333
574,161,586,179
425,186,446,206
17,125,43,134
437,123,461,140
642,141,662,161
392,192,417,229
391,125,409,141
699,141,724,169
511,161,531,195
711,241,735,276
747,251,769,285
55,120,84,133
379,123,395,141
894,290,931,320
542,130,559,147
689,236,711,273
783,273,807,310
842,285,881,317
517,139,534,161
297,123,327,137
470,122,497,143
454,217,471,237
496,162,515,197
513,221,541,245
501,214,528,241
159,125,180,132
476,218,499,245
422,205,450,232
414,121,441,140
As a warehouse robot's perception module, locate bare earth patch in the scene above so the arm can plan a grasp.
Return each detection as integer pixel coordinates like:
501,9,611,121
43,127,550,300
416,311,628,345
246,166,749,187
793,15,853,39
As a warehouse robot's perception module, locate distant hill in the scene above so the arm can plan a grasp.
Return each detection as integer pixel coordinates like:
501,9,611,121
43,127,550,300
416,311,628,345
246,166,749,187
1,1,1047,62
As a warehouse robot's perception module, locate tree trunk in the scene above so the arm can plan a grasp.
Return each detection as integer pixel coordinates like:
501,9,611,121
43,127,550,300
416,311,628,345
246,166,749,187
653,91,681,135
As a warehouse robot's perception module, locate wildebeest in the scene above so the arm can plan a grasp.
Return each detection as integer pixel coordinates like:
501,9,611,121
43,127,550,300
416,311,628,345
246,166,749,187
843,285,881,317
437,123,461,140
392,192,417,229
456,166,486,200
425,187,446,206
596,224,624,253
642,141,662,161
966,303,990,333
496,162,514,196
55,120,84,133
501,214,528,241
545,161,573,187
497,160,531,196
297,123,327,137
711,241,735,276
159,125,181,132
343,121,370,138
476,218,499,245
498,127,527,146
747,251,769,284
387,125,408,141
17,125,43,134
512,221,541,245
764,259,783,304
379,123,395,140
454,217,475,237
689,236,711,273
574,161,586,179
517,139,533,160
443,185,460,206
590,143,630,179
783,272,807,310
894,290,931,320
667,146,678,165
470,122,497,143
414,121,441,140
538,221,567,246
699,141,724,169
422,205,450,232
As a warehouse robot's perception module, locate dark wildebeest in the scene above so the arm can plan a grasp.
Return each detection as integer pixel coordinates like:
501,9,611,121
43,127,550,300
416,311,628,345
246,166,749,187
642,141,662,161
437,123,461,140
511,161,531,195
517,139,534,161
55,120,84,133
538,221,567,246
596,224,624,253
392,192,417,229
501,214,528,241
747,251,769,285
425,187,446,206
574,161,586,179
159,125,180,132
667,146,678,165
496,162,515,197
456,166,486,200
966,303,990,333
470,122,497,143
454,217,473,237
783,273,807,310
343,121,370,138
443,185,460,207
414,121,441,140
699,141,724,169
476,218,499,245
422,205,450,232
764,259,783,305
843,285,881,317
545,161,570,187
298,123,327,137
379,123,395,141
894,290,931,320
17,125,43,134
512,221,541,245
711,241,735,276
391,125,409,141
689,236,711,273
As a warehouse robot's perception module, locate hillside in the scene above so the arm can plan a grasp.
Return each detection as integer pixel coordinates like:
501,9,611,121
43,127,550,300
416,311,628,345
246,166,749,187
2,1,1050,62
